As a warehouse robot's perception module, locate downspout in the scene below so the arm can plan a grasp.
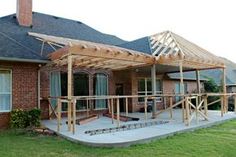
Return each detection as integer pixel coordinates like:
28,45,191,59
38,64,41,109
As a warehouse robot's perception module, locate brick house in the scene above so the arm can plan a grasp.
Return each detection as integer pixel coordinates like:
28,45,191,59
0,0,225,128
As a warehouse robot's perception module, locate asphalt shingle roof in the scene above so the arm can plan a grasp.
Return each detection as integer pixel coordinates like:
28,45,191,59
118,37,152,54
0,12,126,62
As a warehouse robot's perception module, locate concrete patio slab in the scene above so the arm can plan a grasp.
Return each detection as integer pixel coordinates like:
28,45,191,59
42,109,236,147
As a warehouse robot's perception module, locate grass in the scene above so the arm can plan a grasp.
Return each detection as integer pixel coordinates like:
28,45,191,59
0,120,236,157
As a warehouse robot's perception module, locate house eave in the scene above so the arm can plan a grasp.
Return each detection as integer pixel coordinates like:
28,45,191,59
0,57,50,64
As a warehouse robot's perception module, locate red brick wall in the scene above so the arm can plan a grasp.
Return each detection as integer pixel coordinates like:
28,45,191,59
0,62,39,128
40,66,112,119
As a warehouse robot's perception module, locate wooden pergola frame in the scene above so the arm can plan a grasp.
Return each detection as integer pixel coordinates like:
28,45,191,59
28,32,230,134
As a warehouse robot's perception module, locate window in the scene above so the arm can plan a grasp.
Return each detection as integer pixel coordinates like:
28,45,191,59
138,78,162,102
59,72,89,111
94,73,108,109
74,73,89,110
175,82,188,102
0,69,12,112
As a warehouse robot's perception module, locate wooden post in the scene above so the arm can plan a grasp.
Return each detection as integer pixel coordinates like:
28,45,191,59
125,97,128,116
221,96,224,117
234,95,236,114
67,54,73,131
169,96,173,119
57,99,61,132
72,99,76,134
179,62,185,122
222,68,227,113
111,99,114,124
196,70,201,103
196,70,201,94
116,98,120,127
185,97,190,126
144,97,147,120
204,96,208,118
196,96,199,124
86,98,89,117
164,97,167,109
151,64,157,118
108,99,111,114
48,98,52,120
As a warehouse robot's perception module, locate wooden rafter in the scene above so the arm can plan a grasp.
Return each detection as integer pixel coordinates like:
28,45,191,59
149,31,225,69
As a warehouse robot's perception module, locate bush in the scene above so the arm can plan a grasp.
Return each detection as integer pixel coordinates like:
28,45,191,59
10,108,41,129
203,78,221,110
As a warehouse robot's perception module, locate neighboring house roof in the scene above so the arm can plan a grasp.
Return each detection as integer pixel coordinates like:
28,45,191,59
0,12,126,62
168,68,236,86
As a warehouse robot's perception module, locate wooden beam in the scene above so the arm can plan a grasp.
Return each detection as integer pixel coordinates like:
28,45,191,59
222,68,227,113
125,98,128,116
179,61,185,122
72,99,76,134
169,96,173,119
111,99,114,124
144,97,148,120
67,54,73,131
116,98,120,127
234,95,236,114
151,64,157,118
57,99,61,132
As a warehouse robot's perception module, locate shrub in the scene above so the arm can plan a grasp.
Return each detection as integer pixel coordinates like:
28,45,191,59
203,78,221,110
10,108,41,129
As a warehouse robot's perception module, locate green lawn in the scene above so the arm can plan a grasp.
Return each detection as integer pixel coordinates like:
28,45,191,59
0,120,236,157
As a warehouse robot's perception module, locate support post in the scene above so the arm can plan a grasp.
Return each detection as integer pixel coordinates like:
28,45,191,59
116,98,120,127
196,70,201,108
67,54,73,131
108,99,111,114
57,99,61,132
234,95,236,114
196,70,201,95
222,68,227,113
196,96,199,124
86,98,89,117
204,96,208,118
221,96,224,117
169,96,173,119
125,98,128,116
179,62,185,122
111,99,114,124
144,97,147,120
151,64,157,118
72,99,76,134
185,97,190,126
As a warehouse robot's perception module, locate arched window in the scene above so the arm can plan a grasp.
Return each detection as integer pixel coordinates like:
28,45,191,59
94,73,108,109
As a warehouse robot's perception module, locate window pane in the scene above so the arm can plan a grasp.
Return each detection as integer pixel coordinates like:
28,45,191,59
0,70,11,111
0,94,10,111
0,70,10,93
156,80,162,91
147,79,152,91
74,73,89,110
138,79,145,91
94,73,108,109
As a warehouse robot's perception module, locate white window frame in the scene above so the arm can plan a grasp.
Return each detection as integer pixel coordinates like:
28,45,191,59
0,68,12,113
137,78,162,102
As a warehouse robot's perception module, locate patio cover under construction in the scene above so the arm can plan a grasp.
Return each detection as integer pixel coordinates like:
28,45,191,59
28,31,229,134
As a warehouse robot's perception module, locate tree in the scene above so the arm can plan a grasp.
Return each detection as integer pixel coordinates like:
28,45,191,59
203,78,221,110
